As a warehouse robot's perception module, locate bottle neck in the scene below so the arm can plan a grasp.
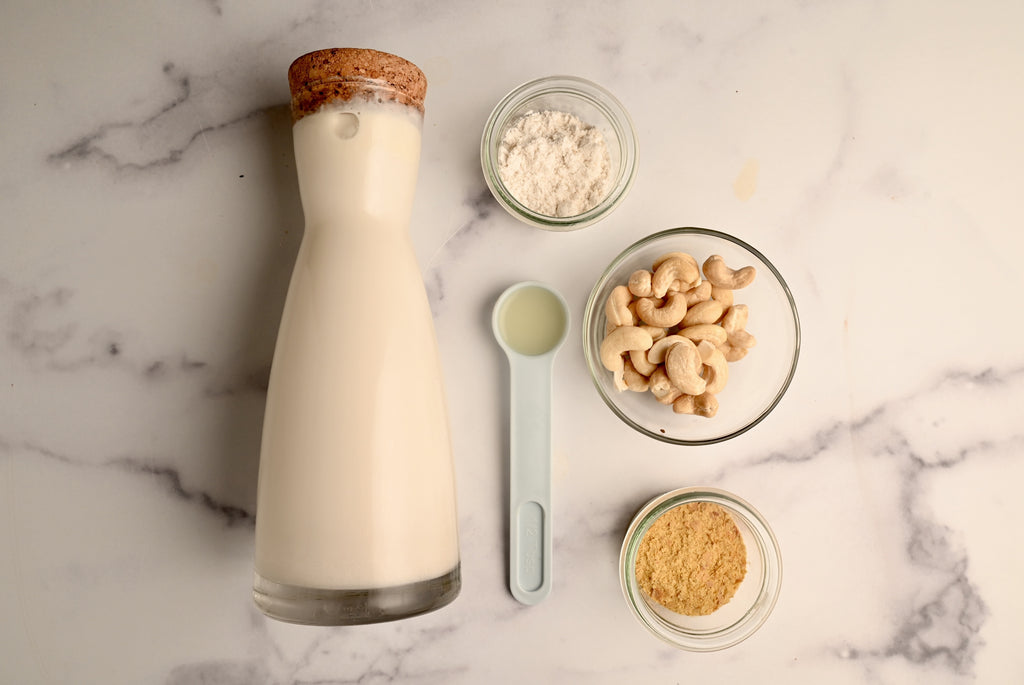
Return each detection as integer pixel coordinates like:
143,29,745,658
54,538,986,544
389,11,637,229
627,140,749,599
293,101,423,231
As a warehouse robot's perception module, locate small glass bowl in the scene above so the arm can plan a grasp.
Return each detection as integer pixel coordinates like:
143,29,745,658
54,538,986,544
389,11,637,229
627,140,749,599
620,487,783,651
583,227,800,445
480,75,638,231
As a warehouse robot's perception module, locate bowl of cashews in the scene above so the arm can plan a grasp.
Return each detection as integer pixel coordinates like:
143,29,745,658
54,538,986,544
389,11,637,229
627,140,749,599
583,227,800,445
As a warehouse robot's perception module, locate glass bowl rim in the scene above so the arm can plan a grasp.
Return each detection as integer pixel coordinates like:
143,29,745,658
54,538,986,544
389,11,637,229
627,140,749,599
619,486,783,651
480,74,639,231
583,226,801,445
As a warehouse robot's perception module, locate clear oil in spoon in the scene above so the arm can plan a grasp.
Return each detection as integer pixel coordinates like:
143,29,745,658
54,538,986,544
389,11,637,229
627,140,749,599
498,285,567,356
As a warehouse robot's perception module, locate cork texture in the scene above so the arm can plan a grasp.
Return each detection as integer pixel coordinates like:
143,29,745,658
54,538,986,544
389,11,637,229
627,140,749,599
287,48,427,122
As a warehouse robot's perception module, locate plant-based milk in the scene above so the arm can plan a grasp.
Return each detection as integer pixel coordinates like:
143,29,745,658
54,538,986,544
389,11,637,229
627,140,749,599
253,49,460,625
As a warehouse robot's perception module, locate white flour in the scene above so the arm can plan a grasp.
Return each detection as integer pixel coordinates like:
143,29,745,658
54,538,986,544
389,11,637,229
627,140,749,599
497,110,612,217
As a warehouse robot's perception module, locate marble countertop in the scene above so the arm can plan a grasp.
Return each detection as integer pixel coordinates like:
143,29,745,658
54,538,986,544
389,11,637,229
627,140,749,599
3,1,1023,683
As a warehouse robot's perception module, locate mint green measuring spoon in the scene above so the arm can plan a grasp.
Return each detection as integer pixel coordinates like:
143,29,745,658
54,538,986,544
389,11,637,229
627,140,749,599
492,281,570,605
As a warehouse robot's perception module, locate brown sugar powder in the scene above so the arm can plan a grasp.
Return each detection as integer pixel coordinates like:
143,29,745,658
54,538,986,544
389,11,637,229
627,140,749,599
634,502,747,616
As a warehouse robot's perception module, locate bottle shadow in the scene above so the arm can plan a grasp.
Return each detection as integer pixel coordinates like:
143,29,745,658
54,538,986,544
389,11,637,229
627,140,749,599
202,103,302,539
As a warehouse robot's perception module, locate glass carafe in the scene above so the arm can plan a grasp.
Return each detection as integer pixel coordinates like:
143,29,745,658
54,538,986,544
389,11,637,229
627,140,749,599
253,48,460,625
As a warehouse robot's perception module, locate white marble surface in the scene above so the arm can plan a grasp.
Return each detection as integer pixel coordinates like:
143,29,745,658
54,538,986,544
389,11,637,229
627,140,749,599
2,1,1023,683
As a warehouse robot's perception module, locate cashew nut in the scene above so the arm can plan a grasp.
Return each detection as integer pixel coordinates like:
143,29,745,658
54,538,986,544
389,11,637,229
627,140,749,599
649,367,682,405
703,255,756,290
627,270,654,298
710,285,734,308
696,393,719,417
665,341,706,396
672,394,696,415
636,293,688,328
604,285,634,328
720,304,748,332
717,342,749,362
639,325,667,342
623,357,651,392
696,339,718,362
699,345,729,394
721,304,756,349
653,252,700,273
730,328,757,349
673,392,719,417
652,257,701,298
629,348,658,377
683,280,712,306
600,325,654,391
654,253,702,294
679,324,728,346
647,334,691,365
680,299,724,327
729,328,757,349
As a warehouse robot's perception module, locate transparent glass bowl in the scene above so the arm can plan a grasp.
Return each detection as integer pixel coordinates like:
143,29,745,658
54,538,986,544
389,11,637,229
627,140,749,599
620,487,782,651
480,75,638,231
583,227,800,445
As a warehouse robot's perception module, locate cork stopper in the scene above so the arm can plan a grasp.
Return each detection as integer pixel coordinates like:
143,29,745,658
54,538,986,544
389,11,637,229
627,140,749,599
287,48,427,122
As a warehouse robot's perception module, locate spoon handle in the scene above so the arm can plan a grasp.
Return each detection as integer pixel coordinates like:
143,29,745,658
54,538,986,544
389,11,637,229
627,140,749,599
508,355,553,605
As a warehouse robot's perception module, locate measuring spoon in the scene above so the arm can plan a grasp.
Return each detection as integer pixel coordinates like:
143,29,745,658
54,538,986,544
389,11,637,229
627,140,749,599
492,281,570,605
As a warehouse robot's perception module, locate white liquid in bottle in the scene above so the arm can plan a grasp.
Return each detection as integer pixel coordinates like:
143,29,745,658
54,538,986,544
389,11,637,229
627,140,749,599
253,49,460,625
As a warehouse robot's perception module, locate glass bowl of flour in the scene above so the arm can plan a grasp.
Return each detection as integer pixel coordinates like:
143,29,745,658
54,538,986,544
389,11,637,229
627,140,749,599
481,75,638,231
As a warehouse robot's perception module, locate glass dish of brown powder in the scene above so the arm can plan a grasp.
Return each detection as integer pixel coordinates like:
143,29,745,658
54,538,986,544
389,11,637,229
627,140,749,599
634,501,747,616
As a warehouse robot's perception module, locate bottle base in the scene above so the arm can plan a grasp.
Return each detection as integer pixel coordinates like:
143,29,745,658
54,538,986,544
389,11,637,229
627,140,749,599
253,565,461,626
